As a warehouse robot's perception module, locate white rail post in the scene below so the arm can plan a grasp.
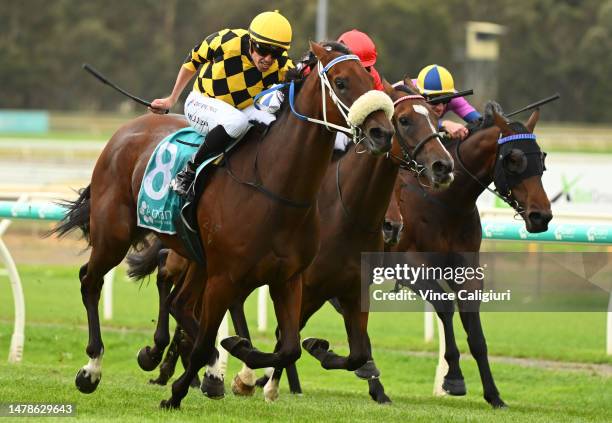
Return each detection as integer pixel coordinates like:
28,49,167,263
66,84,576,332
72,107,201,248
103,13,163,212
102,267,115,320
0,222,25,364
607,291,612,356
1,193,29,363
258,285,269,332
424,302,435,342
216,311,229,376
433,315,448,396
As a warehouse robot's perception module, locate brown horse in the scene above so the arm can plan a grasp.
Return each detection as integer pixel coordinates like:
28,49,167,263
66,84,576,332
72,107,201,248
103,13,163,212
386,102,552,408
126,83,455,402
250,83,455,403
51,42,395,409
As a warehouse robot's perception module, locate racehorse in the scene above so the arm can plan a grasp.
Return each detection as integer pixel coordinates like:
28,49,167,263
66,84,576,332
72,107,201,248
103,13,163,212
51,42,395,409
387,102,551,408
128,83,455,403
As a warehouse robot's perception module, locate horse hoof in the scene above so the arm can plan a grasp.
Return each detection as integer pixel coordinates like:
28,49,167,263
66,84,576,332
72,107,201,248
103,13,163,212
159,399,179,410
201,374,225,399
375,392,392,404
367,378,391,404
255,375,269,387
302,337,329,354
443,377,467,396
354,360,381,379
75,368,100,394
137,346,162,371
220,336,252,354
231,374,256,396
487,396,508,409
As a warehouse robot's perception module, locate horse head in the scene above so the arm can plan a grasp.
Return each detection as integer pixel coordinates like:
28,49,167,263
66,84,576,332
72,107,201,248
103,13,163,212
387,84,454,190
308,41,395,155
488,103,552,232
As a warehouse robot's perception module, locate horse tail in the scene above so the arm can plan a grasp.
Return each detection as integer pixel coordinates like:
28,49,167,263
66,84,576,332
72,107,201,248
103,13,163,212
46,185,92,244
126,238,165,281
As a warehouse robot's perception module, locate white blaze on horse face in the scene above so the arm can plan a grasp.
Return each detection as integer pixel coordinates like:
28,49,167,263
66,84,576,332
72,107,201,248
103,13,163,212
413,104,437,134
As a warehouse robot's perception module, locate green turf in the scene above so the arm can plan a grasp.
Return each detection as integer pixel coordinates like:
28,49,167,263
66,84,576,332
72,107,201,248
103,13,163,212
0,264,610,421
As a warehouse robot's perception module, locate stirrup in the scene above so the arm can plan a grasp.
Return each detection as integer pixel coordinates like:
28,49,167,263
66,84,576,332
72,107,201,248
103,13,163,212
172,166,196,198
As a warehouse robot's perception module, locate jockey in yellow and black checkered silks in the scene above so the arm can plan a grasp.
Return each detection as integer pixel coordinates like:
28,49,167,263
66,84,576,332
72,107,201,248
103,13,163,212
150,10,294,199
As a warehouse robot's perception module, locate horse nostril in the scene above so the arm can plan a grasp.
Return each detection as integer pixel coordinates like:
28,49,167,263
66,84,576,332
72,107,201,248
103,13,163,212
432,160,453,176
529,211,543,225
368,127,393,142
383,221,393,232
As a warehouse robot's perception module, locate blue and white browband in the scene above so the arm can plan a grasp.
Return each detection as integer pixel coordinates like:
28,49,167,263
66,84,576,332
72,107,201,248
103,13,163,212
498,133,537,144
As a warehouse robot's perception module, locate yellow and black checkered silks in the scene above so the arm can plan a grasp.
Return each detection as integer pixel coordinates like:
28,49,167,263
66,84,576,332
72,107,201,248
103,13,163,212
183,29,293,110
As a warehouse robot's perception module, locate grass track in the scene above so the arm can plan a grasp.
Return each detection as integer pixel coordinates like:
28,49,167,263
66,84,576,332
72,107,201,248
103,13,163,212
0,264,610,421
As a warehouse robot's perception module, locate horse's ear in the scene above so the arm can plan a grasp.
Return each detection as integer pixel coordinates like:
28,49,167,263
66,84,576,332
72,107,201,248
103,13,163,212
309,41,328,61
493,111,513,136
382,79,395,95
525,109,540,133
403,75,418,91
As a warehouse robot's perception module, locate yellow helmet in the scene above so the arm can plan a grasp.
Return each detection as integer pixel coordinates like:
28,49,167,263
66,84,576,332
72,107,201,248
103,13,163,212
249,10,292,50
416,64,456,96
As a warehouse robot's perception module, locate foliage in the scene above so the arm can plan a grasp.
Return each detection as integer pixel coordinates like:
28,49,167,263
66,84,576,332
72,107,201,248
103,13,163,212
0,0,610,122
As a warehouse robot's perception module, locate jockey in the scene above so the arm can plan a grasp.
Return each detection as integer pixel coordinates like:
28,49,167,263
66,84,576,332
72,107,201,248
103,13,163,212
413,64,481,140
334,29,386,150
150,10,294,197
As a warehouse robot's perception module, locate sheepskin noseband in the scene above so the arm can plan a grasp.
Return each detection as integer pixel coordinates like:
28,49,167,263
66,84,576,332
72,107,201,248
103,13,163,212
347,90,394,127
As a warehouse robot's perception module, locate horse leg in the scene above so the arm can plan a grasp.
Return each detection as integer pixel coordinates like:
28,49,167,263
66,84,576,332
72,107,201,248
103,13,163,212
436,309,467,396
302,296,369,372
227,301,257,396
353,333,391,404
138,251,173,371
149,325,182,386
160,275,235,408
458,309,506,408
222,275,303,370
75,217,133,393
258,289,325,403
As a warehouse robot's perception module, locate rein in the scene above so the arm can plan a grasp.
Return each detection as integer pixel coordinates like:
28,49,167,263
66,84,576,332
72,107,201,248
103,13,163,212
454,134,526,216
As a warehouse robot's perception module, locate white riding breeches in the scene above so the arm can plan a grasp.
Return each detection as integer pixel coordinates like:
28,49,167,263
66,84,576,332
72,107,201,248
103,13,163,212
334,132,351,151
184,91,276,139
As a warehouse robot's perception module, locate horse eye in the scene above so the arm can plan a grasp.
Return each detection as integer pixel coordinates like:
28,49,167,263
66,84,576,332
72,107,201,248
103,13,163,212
399,116,411,126
334,79,346,90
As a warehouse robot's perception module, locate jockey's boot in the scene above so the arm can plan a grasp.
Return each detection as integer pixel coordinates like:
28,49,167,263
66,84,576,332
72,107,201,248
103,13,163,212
173,125,234,198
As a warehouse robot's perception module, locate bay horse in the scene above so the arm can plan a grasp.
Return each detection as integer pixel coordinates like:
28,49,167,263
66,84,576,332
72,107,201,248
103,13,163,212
386,102,552,408
51,41,395,409
130,83,455,403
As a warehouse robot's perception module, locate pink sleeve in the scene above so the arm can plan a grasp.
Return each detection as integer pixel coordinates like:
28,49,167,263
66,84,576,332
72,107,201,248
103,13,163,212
445,97,481,122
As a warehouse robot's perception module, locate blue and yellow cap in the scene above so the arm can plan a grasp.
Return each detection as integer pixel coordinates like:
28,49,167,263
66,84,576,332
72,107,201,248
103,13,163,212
416,64,456,96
